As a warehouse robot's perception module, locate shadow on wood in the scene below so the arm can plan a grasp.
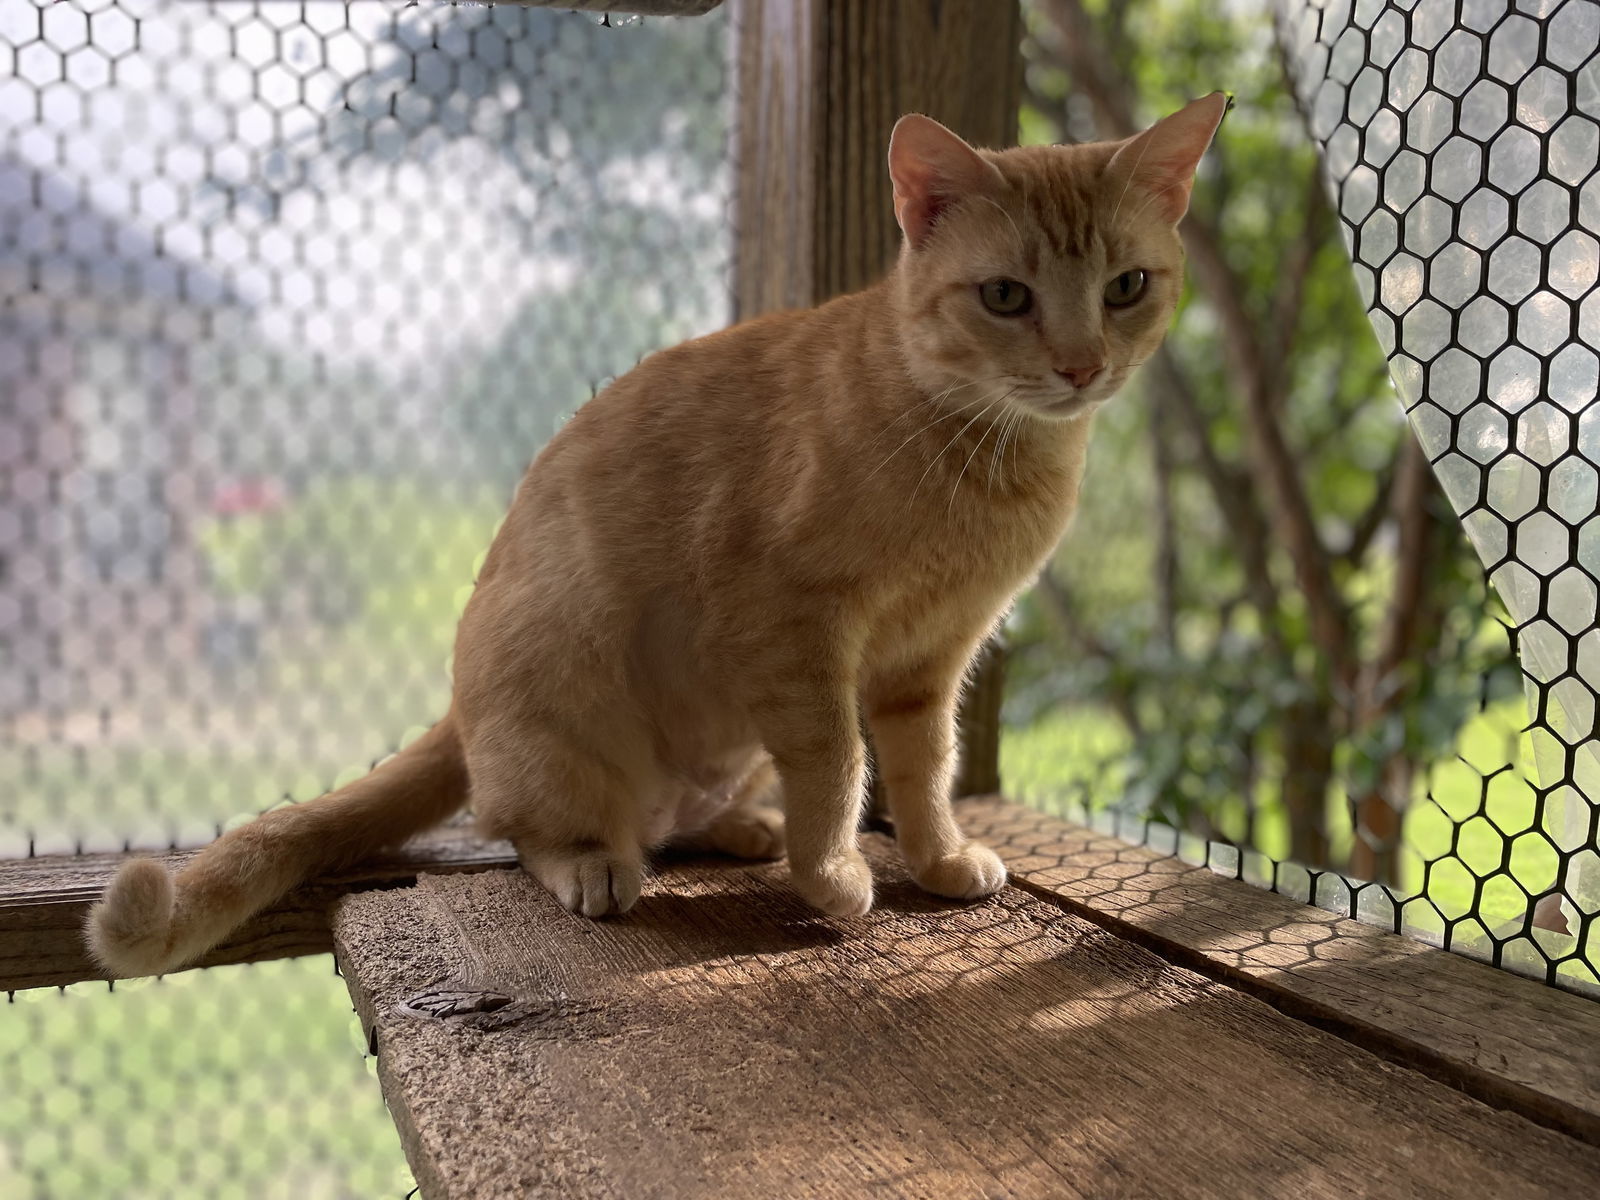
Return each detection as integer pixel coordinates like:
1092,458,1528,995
334,831,1600,1199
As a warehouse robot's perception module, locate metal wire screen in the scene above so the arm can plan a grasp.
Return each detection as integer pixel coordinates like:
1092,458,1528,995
1275,0,1599,982
2,0,730,855
2,0,731,1192
1006,0,1598,997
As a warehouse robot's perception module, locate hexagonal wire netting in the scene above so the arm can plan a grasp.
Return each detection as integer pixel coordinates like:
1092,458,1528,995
3,0,1598,1190
1268,0,1599,986
2,1,730,1194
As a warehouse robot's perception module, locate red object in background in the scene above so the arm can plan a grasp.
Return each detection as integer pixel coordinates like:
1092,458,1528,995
211,477,286,517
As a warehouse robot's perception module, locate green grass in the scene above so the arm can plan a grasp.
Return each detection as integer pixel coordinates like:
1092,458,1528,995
4,479,502,853
0,958,413,1200
1003,693,1596,989
2,476,501,1196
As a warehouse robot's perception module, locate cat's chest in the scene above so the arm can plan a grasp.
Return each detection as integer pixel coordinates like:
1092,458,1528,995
929,436,1085,568
947,490,1076,597
877,462,1083,627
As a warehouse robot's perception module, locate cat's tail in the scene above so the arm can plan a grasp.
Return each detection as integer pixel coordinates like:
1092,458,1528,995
85,716,469,979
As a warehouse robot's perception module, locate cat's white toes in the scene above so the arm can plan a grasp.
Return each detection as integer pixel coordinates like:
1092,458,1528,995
524,847,641,918
706,806,786,860
912,842,1007,901
792,851,874,917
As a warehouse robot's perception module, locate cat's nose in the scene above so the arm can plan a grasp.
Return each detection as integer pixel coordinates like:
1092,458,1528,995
1055,362,1105,389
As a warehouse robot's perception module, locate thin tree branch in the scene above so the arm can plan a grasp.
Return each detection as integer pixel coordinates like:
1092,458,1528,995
1149,392,1180,650
1151,347,1285,650
1033,571,1146,739
1367,436,1439,711
1349,436,1444,882
1267,171,1331,396
1340,456,1399,568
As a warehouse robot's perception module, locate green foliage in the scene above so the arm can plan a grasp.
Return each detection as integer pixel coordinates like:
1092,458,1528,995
1009,0,1517,859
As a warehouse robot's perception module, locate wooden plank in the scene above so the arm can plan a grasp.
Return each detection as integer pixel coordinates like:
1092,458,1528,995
0,822,515,991
960,796,1600,1146
732,0,1022,798
333,835,1600,1199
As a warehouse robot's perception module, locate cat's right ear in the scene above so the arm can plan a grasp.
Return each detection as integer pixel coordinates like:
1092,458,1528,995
888,115,1001,249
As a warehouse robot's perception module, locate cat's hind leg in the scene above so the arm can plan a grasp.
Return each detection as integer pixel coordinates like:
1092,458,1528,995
468,726,645,918
675,758,787,861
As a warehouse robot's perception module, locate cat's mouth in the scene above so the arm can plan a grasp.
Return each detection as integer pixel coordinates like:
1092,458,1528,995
1031,390,1103,420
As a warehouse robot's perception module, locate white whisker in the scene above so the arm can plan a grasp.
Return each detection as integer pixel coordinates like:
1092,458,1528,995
863,376,1014,480
910,387,1013,504
949,400,1012,515
988,407,1024,495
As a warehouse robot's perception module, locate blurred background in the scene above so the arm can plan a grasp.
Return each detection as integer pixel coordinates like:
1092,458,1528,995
1,0,1595,1195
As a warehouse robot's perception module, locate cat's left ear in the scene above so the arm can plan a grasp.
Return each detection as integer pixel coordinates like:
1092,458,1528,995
1106,91,1230,225
888,114,1003,249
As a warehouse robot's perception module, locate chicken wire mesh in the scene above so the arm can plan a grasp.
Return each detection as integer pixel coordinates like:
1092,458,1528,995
4,0,1597,1189
3,958,409,1199
3,0,730,855
2,0,730,1192
1274,0,1600,984
1003,0,1598,997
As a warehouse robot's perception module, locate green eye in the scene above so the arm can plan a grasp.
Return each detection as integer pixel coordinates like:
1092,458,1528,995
1104,269,1148,307
979,279,1032,316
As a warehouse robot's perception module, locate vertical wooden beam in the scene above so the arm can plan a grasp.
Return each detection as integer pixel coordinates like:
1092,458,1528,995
734,0,1024,319
733,0,1023,797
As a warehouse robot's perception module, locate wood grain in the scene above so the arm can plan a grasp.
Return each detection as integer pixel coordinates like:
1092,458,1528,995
0,822,515,991
733,0,1023,316
732,0,1022,799
961,797,1600,1146
333,836,1600,1199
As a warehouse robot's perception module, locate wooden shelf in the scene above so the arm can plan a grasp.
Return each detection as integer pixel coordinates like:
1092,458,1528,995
330,818,1600,1199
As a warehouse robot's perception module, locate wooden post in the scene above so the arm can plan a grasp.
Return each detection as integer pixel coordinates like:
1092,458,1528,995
733,0,1022,798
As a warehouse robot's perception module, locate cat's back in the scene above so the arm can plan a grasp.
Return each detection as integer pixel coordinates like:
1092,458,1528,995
526,287,891,491
481,288,890,584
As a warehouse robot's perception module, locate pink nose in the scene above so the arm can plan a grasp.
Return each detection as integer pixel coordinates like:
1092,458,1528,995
1055,363,1105,388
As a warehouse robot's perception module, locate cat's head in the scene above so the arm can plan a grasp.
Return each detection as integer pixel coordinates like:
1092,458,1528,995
888,94,1228,422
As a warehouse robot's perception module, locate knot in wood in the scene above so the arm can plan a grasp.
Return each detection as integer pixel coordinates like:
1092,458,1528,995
400,986,516,1020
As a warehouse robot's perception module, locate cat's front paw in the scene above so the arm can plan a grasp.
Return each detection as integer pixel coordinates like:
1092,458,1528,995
522,846,642,919
791,851,874,917
912,842,1007,901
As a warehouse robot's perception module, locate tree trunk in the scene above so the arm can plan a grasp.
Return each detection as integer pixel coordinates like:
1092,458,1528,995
1348,756,1410,884
1281,696,1335,869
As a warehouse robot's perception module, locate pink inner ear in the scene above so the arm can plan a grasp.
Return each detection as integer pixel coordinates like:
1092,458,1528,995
888,115,994,248
893,168,953,246
1111,92,1228,224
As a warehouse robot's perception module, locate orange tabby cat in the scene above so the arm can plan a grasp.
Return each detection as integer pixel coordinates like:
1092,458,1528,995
87,93,1227,977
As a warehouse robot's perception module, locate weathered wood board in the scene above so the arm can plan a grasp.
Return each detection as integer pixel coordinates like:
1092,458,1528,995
334,835,1600,1199
960,797,1600,1146
0,821,515,991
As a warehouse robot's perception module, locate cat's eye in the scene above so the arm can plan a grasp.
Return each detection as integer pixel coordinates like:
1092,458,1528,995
979,279,1032,316
1104,269,1148,308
